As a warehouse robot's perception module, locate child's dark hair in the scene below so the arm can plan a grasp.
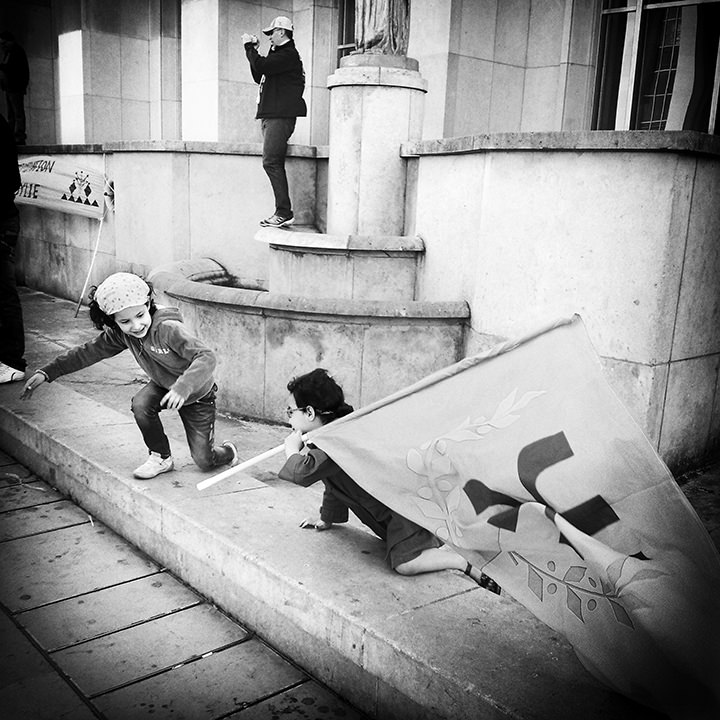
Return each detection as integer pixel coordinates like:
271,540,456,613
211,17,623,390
287,368,353,424
88,279,157,330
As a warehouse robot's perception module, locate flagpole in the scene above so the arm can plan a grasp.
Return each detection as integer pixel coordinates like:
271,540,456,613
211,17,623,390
197,316,582,492
197,430,317,491
74,210,105,317
196,443,286,490
74,177,114,318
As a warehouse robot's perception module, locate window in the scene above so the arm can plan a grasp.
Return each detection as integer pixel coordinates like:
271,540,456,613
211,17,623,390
338,0,356,66
593,1,720,133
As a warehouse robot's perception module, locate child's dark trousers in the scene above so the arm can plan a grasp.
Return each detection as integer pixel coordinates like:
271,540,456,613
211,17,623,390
131,381,232,470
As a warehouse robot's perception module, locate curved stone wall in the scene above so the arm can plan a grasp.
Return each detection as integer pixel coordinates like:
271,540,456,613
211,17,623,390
149,259,469,424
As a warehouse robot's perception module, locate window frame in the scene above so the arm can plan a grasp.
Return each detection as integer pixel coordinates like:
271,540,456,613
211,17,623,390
337,0,356,67
594,0,720,132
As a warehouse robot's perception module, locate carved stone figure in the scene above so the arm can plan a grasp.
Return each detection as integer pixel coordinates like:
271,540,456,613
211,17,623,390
355,0,410,55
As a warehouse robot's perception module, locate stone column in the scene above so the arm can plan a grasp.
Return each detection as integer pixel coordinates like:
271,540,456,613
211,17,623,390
326,54,426,236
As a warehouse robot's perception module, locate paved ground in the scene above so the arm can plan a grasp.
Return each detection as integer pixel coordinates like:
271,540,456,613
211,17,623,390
0,449,369,720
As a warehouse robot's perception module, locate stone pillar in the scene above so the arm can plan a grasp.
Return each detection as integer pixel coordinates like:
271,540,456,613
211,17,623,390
326,54,426,236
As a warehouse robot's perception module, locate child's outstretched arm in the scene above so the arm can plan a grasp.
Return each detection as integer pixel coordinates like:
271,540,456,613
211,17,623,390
280,433,348,531
21,331,126,401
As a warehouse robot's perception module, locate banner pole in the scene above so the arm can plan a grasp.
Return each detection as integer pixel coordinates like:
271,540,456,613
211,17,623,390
74,210,105,317
196,443,286,491
74,177,113,318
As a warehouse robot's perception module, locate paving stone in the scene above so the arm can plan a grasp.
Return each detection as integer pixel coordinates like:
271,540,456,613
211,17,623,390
235,680,370,720
52,603,250,696
93,638,307,720
0,613,96,720
0,499,89,541
0,463,34,484
0,478,63,509
17,572,202,651
0,522,159,612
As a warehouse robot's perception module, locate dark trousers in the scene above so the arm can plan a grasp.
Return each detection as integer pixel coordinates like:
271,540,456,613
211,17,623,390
131,381,232,471
261,117,296,219
5,92,26,144
0,213,25,371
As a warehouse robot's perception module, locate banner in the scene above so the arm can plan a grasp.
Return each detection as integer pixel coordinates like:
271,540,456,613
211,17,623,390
311,315,720,719
16,156,109,219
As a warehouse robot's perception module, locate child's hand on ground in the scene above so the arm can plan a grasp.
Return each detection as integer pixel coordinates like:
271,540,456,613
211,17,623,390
20,372,46,400
161,388,186,409
284,430,304,457
300,516,332,531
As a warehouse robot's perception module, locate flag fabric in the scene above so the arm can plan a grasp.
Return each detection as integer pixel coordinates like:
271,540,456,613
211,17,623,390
310,315,720,719
17,156,109,219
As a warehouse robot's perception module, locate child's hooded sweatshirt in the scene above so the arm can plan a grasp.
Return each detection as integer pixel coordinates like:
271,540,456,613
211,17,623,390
39,307,215,402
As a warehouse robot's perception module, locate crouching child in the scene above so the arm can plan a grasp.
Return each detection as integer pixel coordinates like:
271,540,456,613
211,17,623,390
278,368,500,592
21,272,238,479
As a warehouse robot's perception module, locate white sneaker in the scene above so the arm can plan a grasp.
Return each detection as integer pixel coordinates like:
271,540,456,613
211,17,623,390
133,452,174,479
222,441,240,467
0,362,26,384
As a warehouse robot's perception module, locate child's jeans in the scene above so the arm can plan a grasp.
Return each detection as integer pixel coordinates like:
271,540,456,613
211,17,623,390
131,381,232,471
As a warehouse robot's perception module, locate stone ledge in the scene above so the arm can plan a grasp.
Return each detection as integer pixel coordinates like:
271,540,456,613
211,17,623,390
17,141,317,158
149,259,467,321
257,227,425,253
402,130,720,158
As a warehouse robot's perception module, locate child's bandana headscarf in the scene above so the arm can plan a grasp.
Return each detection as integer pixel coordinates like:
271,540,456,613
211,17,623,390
95,273,150,315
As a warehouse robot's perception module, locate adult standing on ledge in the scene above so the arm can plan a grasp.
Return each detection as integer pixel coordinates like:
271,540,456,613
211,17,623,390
241,16,307,229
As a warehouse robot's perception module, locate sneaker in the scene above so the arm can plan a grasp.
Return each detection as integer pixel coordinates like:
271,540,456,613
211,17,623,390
222,441,240,467
0,362,26,384
133,452,174,479
259,214,294,228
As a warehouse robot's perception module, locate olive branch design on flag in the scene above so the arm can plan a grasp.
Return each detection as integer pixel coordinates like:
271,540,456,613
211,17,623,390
406,388,545,544
404,387,660,629
508,552,636,627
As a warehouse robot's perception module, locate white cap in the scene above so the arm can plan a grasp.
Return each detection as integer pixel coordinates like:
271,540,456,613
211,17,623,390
94,272,150,315
262,16,293,35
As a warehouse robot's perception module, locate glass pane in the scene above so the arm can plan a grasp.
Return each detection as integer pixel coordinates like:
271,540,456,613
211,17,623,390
634,7,682,130
633,3,720,132
593,12,629,129
680,3,720,132
337,0,356,66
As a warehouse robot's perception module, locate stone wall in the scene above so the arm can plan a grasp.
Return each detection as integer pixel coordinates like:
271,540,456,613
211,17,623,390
403,130,720,471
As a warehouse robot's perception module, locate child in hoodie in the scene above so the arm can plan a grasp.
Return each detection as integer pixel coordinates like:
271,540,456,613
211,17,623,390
21,272,238,479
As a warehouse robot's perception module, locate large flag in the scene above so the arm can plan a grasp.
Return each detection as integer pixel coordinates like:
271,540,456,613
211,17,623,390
17,156,109,219
311,315,720,719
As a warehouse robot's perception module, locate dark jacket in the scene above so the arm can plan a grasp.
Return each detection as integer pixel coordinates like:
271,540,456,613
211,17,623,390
40,307,217,403
0,114,20,219
279,446,439,562
244,40,307,119
0,42,29,94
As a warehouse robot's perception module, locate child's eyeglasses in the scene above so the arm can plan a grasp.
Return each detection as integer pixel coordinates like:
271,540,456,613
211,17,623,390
285,406,308,418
